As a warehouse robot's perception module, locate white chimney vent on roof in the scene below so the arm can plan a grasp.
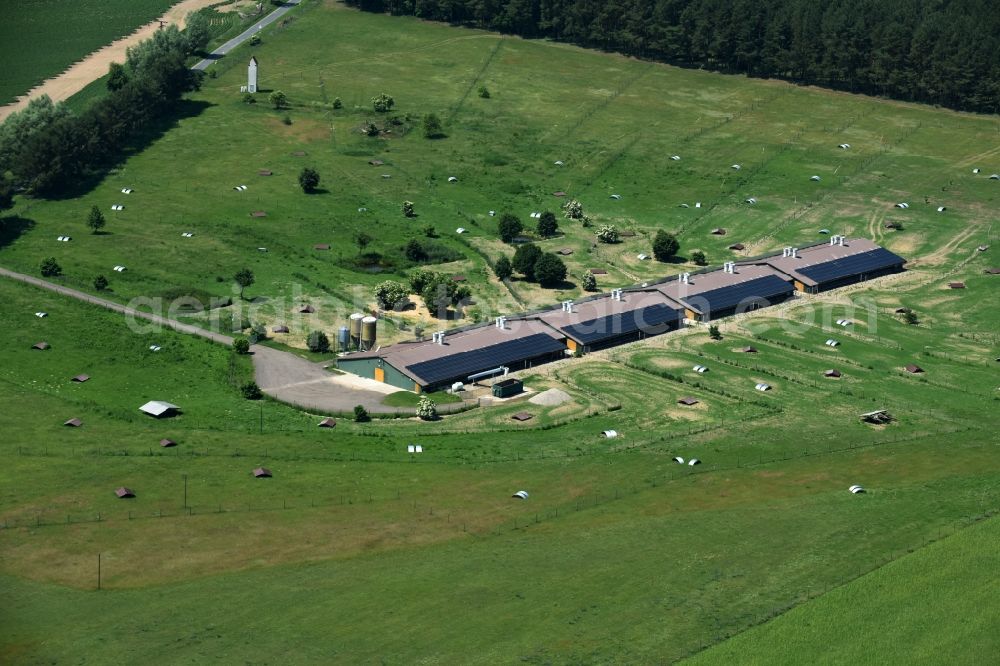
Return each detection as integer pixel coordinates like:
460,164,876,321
611,288,623,301
838,236,845,246
791,248,799,258
562,300,574,312
782,247,792,257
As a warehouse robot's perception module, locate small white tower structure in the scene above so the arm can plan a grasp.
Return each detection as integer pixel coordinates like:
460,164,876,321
247,56,258,93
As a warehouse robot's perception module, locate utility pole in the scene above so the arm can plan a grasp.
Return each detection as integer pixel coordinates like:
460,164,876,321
97,553,102,591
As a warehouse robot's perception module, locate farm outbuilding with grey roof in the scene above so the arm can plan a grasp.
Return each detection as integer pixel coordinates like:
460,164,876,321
139,401,180,418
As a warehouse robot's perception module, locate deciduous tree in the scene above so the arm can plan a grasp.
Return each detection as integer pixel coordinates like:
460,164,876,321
653,230,680,262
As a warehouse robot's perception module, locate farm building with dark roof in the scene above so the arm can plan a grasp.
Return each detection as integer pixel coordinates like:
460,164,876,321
337,319,567,392
534,290,684,353
758,237,906,293
336,238,903,393
654,264,794,322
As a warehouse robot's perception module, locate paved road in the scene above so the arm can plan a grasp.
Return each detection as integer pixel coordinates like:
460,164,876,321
192,0,303,71
252,346,413,414
0,265,406,414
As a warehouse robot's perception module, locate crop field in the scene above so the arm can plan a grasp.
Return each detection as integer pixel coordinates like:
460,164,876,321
0,0,179,104
1,0,999,662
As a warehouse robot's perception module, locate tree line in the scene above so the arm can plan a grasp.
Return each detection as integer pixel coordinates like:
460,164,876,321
0,20,209,199
344,0,999,114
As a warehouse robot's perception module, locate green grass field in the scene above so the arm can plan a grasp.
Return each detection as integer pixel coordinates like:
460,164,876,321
688,514,1000,665
3,1,997,350
1,0,999,662
0,0,179,104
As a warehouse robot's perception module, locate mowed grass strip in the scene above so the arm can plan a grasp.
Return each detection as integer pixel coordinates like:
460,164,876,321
685,514,1000,665
1,433,998,662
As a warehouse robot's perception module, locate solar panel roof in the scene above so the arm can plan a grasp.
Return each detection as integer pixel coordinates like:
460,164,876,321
406,333,565,385
683,275,793,314
561,304,682,344
797,248,905,284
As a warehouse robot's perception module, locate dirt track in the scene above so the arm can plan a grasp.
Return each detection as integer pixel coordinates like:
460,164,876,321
0,265,415,414
0,0,222,122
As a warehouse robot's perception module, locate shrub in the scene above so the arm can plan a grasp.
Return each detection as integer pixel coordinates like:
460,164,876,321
40,257,61,277
268,90,287,109
86,205,106,233
691,250,707,266
537,211,558,237
498,213,523,243
402,200,415,217
372,93,395,112
93,275,108,291
242,92,256,104
596,225,620,244
374,280,409,310
581,271,597,291
248,323,267,343
233,337,250,354
298,167,320,193
409,270,434,294
903,310,919,325
512,244,542,281
494,255,513,281
241,381,263,400
534,253,567,287
307,330,330,353
709,325,722,340
562,199,584,219
477,86,490,98
353,405,370,422
653,230,680,262
364,120,380,136
404,238,428,262
417,395,438,420
422,113,444,138
332,97,342,109
420,273,471,316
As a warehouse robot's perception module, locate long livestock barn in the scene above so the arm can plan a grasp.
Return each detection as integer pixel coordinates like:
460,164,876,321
761,236,906,293
337,238,905,392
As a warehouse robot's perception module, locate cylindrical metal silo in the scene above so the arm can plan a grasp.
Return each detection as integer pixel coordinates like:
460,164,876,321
349,313,364,346
360,316,377,350
337,326,350,351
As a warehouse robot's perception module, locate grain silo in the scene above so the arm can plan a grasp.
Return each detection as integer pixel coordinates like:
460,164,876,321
360,316,377,350
337,326,350,351
349,313,365,347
